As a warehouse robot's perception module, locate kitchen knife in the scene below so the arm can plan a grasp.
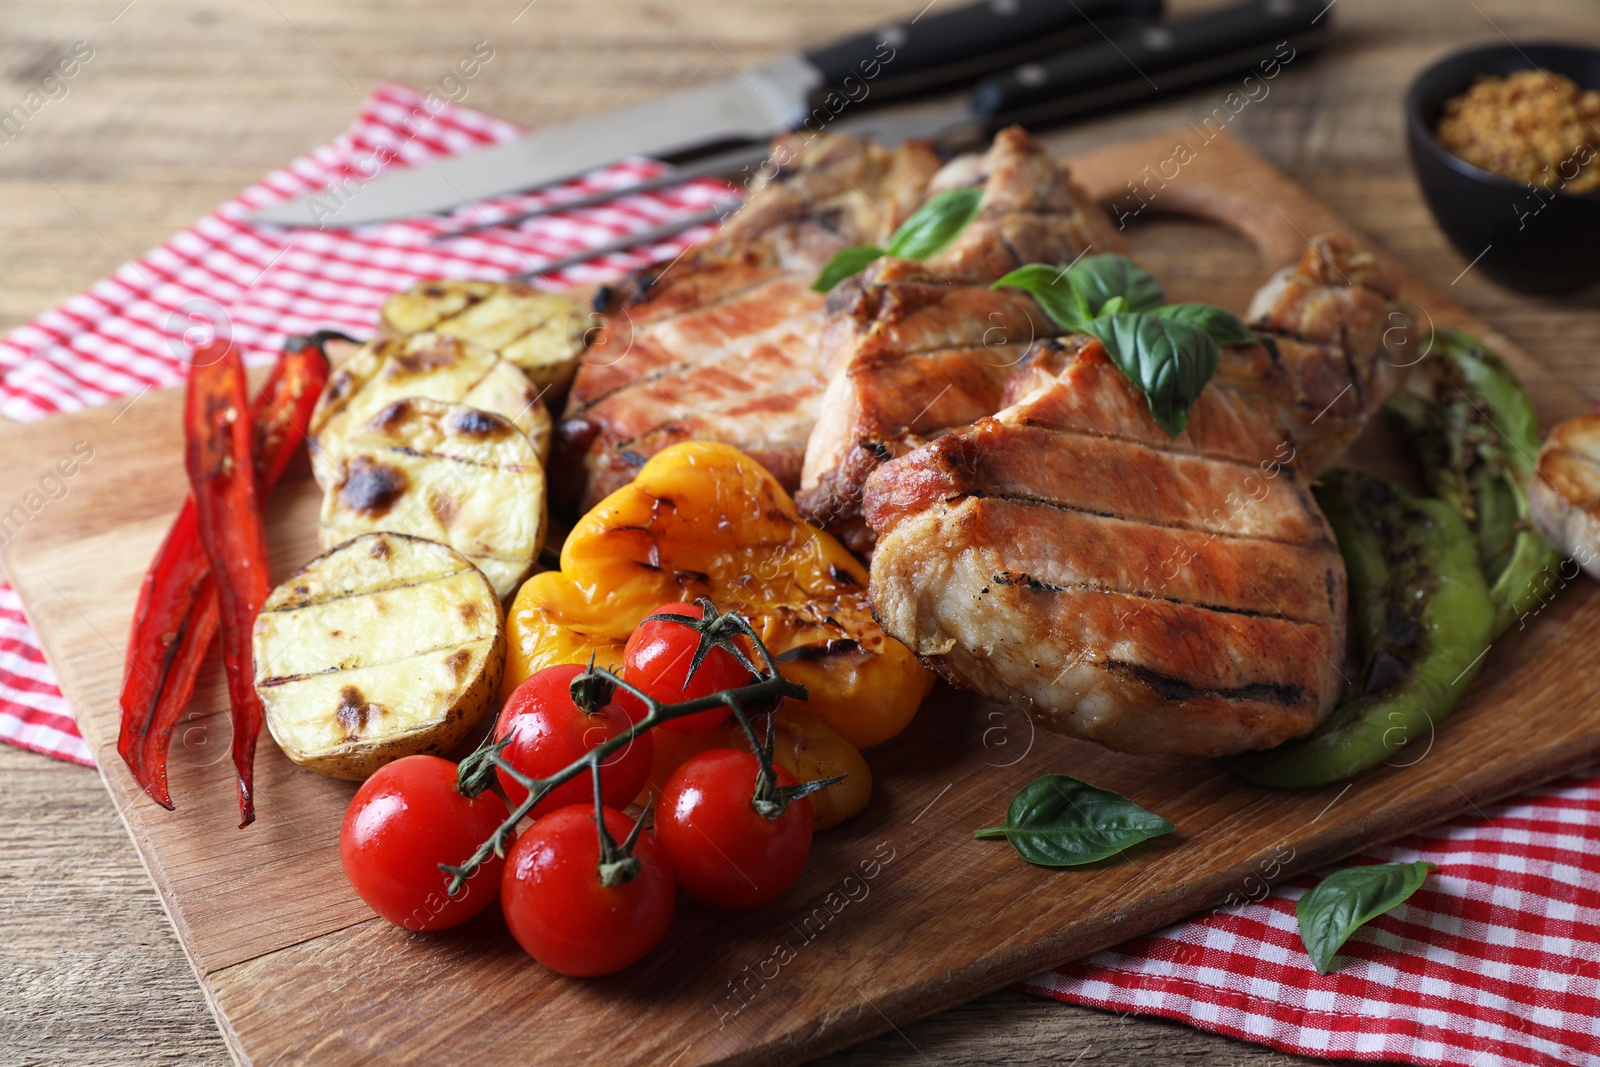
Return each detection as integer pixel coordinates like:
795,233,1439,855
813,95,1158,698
453,0,1334,254
248,0,1162,228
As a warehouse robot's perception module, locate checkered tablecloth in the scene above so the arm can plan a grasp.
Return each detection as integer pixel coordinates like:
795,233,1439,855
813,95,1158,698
2,83,1595,1067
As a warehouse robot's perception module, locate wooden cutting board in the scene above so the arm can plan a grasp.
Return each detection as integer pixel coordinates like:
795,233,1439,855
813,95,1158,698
1,130,1595,1067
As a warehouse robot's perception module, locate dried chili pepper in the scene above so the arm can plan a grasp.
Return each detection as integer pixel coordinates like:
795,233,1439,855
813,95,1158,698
119,334,335,816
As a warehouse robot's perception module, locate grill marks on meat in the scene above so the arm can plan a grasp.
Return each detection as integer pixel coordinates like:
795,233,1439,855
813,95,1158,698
861,235,1419,756
797,129,1125,545
554,134,945,512
865,347,1348,756
1233,233,1412,473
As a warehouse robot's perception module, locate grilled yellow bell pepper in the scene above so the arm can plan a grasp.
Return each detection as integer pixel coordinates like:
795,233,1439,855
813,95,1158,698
504,441,932,823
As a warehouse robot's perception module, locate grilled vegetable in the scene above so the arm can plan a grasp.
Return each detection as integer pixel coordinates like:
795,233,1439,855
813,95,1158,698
253,532,505,780
1387,329,1559,635
119,336,330,810
1222,471,1495,788
183,342,273,827
309,332,552,489
319,398,546,601
379,279,586,398
505,441,933,754
1531,414,1600,583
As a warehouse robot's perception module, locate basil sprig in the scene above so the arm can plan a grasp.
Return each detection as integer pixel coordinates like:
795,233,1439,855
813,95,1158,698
991,253,1254,438
975,774,1176,868
812,187,983,293
1296,860,1436,975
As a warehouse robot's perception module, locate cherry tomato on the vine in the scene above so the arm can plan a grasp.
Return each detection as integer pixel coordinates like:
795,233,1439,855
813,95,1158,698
340,755,509,932
501,805,676,976
620,602,754,733
494,664,653,818
657,749,814,910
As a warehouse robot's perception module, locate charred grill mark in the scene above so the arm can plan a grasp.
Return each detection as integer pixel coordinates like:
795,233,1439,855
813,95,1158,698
959,488,1334,552
1106,660,1305,707
827,562,858,587
369,400,412,431
776,638,862,662
987,569,1324,626
259,571,472,613
338,457,408,516
566,274,799,414
446,407,510,439
1006,419,1278,474
335,686,382,739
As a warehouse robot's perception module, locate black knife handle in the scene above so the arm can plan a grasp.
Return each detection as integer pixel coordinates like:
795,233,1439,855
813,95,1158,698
969,0,1333,127
802,0,1164,102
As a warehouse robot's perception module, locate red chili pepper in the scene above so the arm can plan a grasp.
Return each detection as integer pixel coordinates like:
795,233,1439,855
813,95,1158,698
119,336,332,816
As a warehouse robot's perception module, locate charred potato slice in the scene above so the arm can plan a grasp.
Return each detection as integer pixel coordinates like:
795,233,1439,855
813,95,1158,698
253,533,505,780
1532,414,1600,580
379,280,586,397
379,279,498,334
309,332,552,488
320,398,545,600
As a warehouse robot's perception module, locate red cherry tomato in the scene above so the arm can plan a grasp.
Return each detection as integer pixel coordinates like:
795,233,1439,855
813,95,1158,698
501,805,676,976
494,664,653,818
340,755,509,932
657,749,813,910
621,602,754,734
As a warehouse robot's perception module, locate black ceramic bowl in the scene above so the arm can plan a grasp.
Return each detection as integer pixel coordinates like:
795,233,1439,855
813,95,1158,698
1406,42,1600,294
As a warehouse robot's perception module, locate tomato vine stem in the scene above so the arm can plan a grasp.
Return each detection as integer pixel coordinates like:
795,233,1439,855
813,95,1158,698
441,600,830,896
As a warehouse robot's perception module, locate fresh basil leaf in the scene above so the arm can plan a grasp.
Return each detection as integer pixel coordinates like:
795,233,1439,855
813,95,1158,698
974,774,1175,868
1296,860,1436,975
886,187,983,262
1150,303,1256,347
1099,295,1129,317
990,263,1090,331
1085,312,1222,438
1064,253,1166,316
812,244,885,293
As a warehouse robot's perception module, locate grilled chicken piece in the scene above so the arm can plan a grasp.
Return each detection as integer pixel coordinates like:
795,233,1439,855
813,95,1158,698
555,126,1121,515
553,133,943,512
1236,234,1411,473
861,234,1414,757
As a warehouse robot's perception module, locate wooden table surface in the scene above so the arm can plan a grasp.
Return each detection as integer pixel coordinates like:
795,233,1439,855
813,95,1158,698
2,1,1596,1064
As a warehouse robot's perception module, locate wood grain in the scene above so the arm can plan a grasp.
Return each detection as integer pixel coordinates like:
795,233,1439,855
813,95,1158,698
3,127,1598,1067
4,1,1599,1065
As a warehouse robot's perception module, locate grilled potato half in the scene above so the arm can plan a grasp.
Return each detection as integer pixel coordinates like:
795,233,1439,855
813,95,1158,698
319,398,546,600
309,332,552,488
253,532,505,780
380,279,587,398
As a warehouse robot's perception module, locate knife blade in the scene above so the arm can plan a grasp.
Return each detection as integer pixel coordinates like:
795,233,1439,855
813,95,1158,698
247,0,1163,228
444,0,1335,256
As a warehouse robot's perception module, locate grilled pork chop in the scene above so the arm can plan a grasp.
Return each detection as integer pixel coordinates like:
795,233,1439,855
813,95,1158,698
555,127,1119,514
797,129,1124,546
552,133,943,511
862,235,1413,756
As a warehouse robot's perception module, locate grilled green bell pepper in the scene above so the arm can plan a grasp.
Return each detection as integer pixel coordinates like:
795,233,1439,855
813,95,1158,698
1386,329,1559,636
1221,471,1495,789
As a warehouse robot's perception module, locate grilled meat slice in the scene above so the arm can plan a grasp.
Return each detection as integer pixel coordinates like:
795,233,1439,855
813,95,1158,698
858,233,1415,756
797,128,1124,544
864,343,1347,756
553,133,943,512
557,126,1125,515
1234,233,1412,473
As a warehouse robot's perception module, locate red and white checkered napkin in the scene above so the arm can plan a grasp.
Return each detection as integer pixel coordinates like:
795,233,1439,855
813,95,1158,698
2,83,1596,1067
1025,774,1600,1066
0,81,732,761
